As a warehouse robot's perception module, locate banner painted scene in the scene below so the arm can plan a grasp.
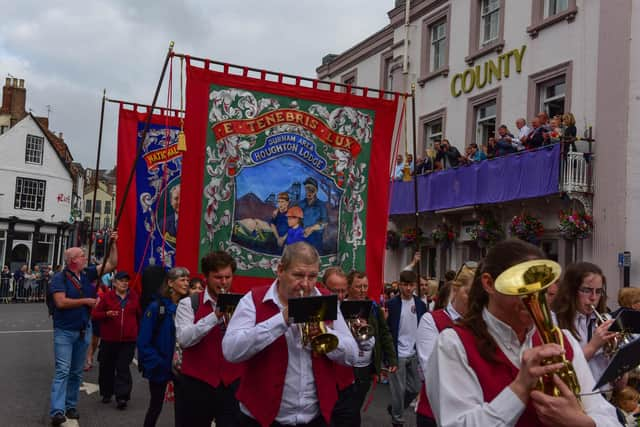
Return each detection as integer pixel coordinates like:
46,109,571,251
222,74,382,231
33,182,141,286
116,106,183,285
178,63,400,296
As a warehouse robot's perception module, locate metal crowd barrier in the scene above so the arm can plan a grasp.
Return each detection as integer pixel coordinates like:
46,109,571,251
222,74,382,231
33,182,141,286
0,277,48,303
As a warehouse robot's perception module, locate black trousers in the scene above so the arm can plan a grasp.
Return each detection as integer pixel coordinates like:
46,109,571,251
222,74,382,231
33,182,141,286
240,412,327,427
178,374,240,427
97,340,135,400
416,414,438,427
330,383,360,427
143,380,167,427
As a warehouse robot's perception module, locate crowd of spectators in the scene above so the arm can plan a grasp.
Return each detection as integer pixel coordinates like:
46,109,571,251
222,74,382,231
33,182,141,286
392,111,578,180
0,263,60,302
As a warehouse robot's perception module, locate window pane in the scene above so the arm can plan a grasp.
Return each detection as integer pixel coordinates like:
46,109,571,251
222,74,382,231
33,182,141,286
25,135,44,164
95,200,102,213
85,199,92,213
430,20,447,72
545,0,569,18
14,177,46,211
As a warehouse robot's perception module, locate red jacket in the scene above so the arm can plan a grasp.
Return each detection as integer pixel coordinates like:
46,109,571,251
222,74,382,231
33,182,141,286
92,289,141,342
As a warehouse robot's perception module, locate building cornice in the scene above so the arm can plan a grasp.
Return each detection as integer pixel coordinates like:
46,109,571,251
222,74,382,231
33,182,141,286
316,25,394,80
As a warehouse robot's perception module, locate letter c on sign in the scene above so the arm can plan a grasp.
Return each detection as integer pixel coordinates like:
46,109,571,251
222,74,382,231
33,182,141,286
450,74,462,97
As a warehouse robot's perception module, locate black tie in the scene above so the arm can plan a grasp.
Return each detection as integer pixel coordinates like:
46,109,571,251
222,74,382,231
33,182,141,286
587,317,595,342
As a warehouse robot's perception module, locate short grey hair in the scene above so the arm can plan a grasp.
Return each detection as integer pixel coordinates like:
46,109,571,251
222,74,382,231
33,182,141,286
280,242,319,270
167,266,190,281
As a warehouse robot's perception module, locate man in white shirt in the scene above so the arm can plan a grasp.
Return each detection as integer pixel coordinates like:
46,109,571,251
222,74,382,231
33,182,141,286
426,240,619,427
386,270,427,427
222,242,359,427
174,251,243,426
515,118,530,151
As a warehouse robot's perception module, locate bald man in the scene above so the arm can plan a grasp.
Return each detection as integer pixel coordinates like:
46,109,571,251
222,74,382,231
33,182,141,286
49,232,118,426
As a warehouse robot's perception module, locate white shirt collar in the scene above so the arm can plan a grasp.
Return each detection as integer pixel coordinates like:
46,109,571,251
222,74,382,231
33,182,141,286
262,280,321,309
203,288,215,305
446,302,462,321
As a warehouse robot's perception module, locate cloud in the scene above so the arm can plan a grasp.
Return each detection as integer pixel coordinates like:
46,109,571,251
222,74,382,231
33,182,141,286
0,1,390,168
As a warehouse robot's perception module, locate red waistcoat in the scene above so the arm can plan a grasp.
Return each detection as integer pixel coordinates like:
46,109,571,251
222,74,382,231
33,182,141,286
180,292,244,388
417,309,454,419
236,285,339,427
452,324,574,427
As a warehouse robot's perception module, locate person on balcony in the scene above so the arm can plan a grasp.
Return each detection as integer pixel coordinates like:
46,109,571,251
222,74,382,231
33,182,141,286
435,139,461,169
562,112,578,155
495,125,517,157
525,118,546,150
393,154,404,181
515,118,530,151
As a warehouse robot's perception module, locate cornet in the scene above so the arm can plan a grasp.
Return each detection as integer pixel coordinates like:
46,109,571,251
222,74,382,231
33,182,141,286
347,317,374,342
495,260,581,399
590,304,622,357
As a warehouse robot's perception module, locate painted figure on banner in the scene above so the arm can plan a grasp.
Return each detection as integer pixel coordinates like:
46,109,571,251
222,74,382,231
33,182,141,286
164,184,180,243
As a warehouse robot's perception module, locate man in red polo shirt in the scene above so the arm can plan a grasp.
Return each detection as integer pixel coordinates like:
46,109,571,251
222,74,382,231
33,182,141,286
222,242,359,427
175,251,244,426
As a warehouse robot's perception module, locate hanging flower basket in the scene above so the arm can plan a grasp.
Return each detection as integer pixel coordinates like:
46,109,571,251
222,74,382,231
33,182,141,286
399,227,424,247
559,210,593,240
386,230,400,249
510,213,545,244
470,215,505,248
431,223,457,247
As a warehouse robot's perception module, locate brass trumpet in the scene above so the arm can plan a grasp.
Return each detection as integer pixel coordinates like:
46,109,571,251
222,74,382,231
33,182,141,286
495,260,581,399
298,290,339,354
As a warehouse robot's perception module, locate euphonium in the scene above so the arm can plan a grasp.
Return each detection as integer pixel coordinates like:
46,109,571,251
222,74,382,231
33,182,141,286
495,260,581,399
298,290,339,354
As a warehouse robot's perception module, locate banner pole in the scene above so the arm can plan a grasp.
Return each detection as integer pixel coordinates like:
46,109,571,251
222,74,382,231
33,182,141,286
87,89,107,262
411,84,422,298
100,41,175,278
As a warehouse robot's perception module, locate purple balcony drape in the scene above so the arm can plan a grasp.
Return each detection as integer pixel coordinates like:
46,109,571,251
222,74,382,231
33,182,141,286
389,144,561,215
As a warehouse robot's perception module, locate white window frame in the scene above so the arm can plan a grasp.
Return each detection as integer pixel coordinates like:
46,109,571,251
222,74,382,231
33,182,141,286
104,200,112,214
430,20,447,72
25,134,44,165
425,119,443,149
539,77,566,117
14,177,46,211
475,101,497,146
544,0,569,18
480,0,500,46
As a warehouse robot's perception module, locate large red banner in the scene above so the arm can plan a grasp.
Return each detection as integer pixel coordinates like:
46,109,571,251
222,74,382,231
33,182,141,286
177,61,399,299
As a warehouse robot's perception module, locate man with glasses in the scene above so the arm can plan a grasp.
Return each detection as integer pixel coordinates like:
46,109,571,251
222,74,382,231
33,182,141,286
49,233,118,426
386,270,427,427
222,242,358,427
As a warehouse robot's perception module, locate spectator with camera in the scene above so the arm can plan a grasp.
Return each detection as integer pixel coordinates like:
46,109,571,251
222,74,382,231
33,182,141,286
435,139,461,169
495,125,517,156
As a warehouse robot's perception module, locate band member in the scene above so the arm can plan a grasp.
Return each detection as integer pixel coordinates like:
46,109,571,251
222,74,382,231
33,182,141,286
322,267,375,427
426,240,618,426
222,242,359,427
175,251,244,426
552,262,617,384
387,270,427,427
346,270,398,423
415,263,474,427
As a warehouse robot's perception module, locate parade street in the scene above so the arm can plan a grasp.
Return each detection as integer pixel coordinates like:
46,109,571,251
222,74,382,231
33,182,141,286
0,303,417,427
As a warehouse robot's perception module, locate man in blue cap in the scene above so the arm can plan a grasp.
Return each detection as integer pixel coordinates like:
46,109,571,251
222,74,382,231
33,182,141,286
298,177,328,253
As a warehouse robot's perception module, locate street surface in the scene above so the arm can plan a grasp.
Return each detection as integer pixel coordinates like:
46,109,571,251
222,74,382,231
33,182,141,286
0,303,416,426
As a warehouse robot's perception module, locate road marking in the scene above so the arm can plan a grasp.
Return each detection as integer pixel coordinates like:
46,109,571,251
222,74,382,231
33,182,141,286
61,419,79,426
0,329,53,334
80,381,99,395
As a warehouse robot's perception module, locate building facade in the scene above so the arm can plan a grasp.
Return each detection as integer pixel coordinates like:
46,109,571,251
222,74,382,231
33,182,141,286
317,0,638,299
0,114,76,270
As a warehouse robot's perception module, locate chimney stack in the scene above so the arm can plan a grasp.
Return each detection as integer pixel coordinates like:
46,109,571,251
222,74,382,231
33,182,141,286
1,77,27,127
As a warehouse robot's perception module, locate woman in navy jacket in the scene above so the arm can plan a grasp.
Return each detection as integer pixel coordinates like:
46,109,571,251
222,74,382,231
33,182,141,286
137,267,190,427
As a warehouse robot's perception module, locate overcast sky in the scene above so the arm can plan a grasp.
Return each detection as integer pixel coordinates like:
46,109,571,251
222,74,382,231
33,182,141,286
0,1,392,169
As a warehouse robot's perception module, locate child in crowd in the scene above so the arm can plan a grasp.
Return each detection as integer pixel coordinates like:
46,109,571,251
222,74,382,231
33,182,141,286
614,386,640,426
